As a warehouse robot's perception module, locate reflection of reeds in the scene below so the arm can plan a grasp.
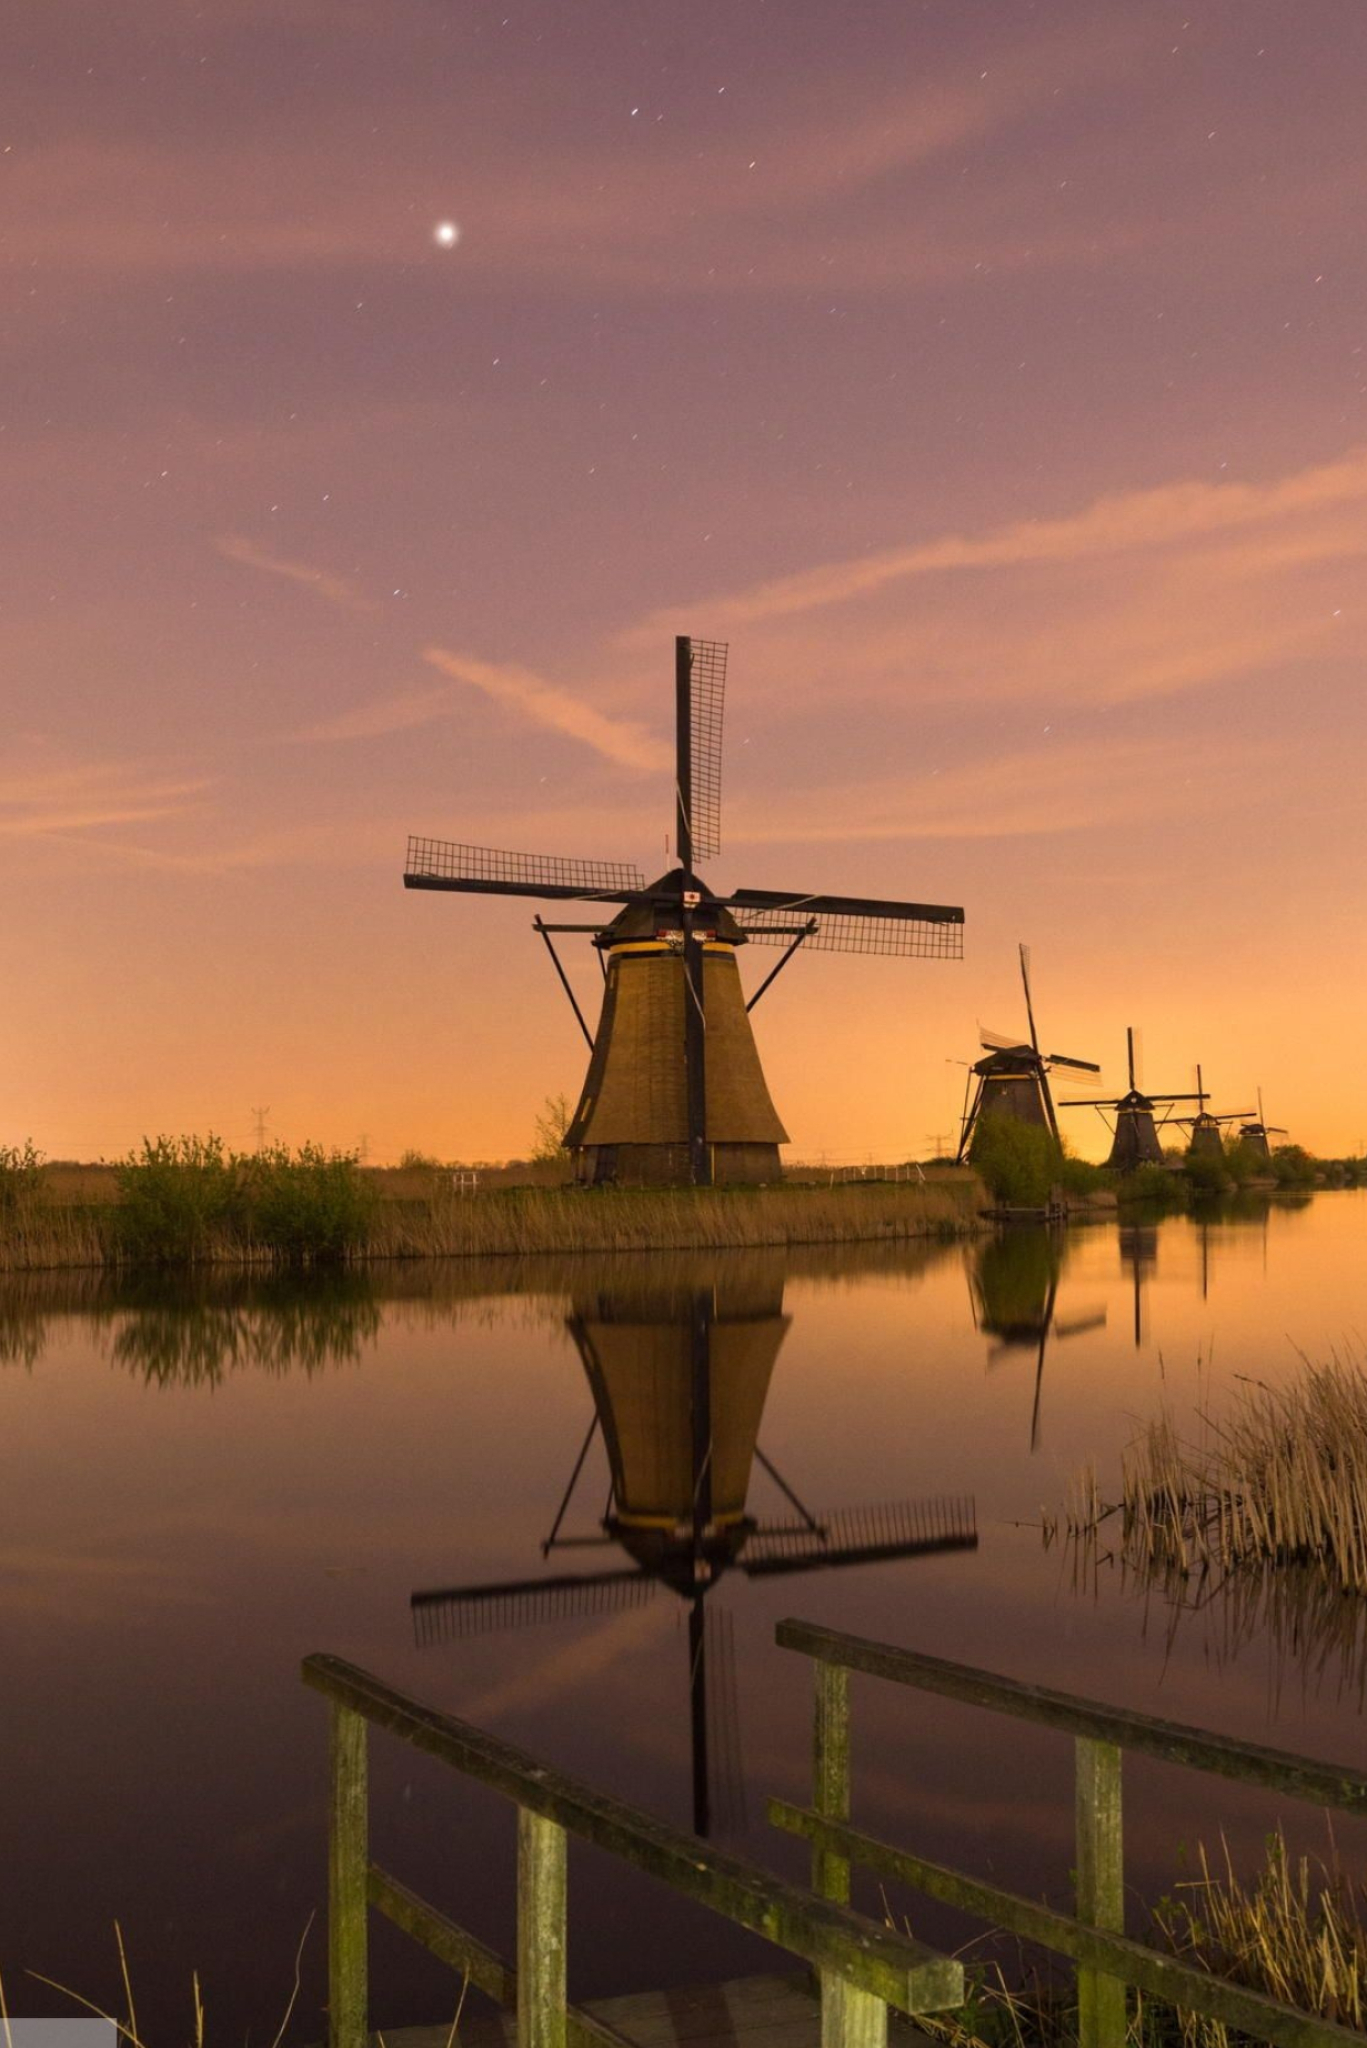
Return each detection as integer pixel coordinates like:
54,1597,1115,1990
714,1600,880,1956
1153,1828,1366,2046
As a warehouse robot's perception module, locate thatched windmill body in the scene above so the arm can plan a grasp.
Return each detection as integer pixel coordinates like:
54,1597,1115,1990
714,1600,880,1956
412,1261,977,1836
1177,1066,1253,1159
405,637,964,1188
957,945,1099,1161
1059,1028,1202,1171
1239,1089,1288,1160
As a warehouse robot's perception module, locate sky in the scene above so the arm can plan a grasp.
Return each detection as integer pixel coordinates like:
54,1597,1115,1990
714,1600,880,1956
4,0,1366,1163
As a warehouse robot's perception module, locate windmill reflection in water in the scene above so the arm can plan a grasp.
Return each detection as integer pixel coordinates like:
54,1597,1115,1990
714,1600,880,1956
411,1258,977,1837
968,1230,1106,1449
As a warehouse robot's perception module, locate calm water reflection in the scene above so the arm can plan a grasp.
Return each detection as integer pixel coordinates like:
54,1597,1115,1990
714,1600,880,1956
0,1196,1362,2037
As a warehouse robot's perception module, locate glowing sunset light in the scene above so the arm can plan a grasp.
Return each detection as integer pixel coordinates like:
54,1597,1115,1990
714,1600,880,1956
3,2,1365,1165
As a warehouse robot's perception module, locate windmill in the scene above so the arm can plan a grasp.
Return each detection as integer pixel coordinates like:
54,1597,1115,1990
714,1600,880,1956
404,636,964,1187
1175,1065,1254,1160
956,945,1099,1161
1239,1088,1288,1160
411,1262,977,1836
1059,1028,1202,1171
967,1232,1105,1449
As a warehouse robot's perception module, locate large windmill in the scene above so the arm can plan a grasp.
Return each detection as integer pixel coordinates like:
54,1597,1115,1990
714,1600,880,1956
956,945,1099,1161
405,636,965,1187
411,1262,977,1836
1059,1028,1202,1171
1175,1065,1254,1160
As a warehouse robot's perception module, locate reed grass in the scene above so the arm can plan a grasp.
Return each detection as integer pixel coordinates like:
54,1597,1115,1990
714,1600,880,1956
368,1177,981,1259
1053,1360,1367,1598
1152,1827,1366,2046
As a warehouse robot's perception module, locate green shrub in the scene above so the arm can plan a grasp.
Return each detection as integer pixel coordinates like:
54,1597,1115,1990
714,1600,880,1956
115,1134,242,1261
0,1139,43,1214
969,1115,1063,1207
1184,1147,1232,1195
241,1142,378,1263
1119,1160,1186,1206
1271,1143,1317,1188
1223,1138,1269,1187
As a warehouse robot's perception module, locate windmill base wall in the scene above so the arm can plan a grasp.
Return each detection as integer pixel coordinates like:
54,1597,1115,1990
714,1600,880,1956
1187,1121,1225,1159
1107,1112,1165,1171
573,1141,782,1188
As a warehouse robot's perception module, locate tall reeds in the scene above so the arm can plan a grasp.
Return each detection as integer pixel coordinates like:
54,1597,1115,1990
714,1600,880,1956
1116,1362,1367,1595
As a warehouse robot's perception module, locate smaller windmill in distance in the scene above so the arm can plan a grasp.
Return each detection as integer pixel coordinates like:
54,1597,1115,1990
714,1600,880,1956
1059,1027,1203,1171
1239,1089,1288,1160
1175,1065,1254,1159
957,944,1100,1161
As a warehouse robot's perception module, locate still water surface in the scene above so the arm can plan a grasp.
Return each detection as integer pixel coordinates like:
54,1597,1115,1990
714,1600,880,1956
2,1194,1364,2037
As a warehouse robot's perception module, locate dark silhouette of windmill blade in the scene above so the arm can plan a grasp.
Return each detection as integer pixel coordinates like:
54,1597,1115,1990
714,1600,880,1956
1046,1053,1102,1073
679,635,726,863
739,1497,977,1576
410,1568,657,1643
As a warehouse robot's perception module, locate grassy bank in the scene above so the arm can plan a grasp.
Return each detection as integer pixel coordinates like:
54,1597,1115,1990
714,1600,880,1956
0,1140,983,1271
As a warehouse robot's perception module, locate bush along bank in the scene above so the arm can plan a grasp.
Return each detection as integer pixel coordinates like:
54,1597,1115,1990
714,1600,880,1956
0,1137,985,1271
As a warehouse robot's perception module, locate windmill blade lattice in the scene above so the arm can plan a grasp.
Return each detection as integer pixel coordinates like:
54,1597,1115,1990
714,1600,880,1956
732,897,964,959
405,837,644,898
685,637,727,862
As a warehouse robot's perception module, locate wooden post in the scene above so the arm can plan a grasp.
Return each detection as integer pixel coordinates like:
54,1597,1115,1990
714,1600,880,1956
517,1806,568,2048
328,1701,368,2048
821,1977,888,2048
1075,1736,1125,2048
813,1661,851,1905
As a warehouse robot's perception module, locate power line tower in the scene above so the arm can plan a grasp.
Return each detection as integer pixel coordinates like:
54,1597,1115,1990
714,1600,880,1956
924,1132,952,1160
251,1105,270,1154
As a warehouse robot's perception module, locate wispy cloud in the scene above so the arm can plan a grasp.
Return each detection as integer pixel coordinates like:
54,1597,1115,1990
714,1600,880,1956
637,448,1367,635
0,760,210,840
216,535,377,614
421,647,669,772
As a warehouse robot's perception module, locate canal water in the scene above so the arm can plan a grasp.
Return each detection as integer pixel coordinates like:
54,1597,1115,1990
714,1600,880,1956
2,1192,1364,2037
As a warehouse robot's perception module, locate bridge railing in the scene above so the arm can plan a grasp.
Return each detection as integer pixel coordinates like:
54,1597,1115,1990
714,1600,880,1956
303,1651,962,2048
770,1619,1367,2048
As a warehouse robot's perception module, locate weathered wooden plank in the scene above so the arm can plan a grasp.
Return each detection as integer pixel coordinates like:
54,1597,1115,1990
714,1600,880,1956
329,1702,369,2048
813,1662,851,1908
769,1803,1364,2048
302,1656,961,2015
1075,1738,1125,2048
774,1622,1367,1810
821,1977,888,2048
518,1808,568,2048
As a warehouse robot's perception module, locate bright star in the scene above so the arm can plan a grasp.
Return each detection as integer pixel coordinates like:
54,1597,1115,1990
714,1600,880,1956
434,221,460,248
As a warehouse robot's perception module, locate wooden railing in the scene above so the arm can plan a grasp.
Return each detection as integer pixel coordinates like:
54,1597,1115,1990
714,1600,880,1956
302,1652,962,2048
770,1620,1367,2048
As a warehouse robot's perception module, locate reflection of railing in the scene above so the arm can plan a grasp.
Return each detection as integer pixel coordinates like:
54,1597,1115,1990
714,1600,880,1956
770,1621,1367,2048
303,1651,962,2048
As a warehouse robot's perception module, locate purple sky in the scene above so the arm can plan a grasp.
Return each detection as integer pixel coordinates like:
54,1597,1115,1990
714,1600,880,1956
5,1,1366,1160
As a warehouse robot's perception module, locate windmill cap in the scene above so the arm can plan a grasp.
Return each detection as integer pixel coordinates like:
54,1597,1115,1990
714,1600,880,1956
606,868,746,945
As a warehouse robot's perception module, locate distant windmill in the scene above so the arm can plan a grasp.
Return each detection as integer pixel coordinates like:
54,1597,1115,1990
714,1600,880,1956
1059,1028,1202,1170
411,1264,977,1836
1239,1088,1288,1160
405,637,965,1188
957,945,1099,1161
1175,1065,1254,1160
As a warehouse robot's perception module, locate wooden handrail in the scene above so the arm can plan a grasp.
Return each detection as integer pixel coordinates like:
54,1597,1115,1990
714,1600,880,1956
777,1619,1365,2048
775,1619,1367,1808
303,1651,962,2048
